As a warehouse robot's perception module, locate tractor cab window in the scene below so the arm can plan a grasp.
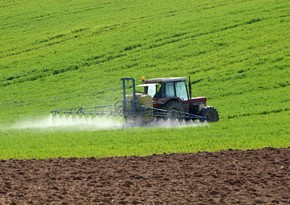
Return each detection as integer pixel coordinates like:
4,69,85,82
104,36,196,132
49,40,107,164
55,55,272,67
164,81,188,100
165,82,175,97
147,84,157,98
154,83,162,98
176,81,188,100
139,84,157,98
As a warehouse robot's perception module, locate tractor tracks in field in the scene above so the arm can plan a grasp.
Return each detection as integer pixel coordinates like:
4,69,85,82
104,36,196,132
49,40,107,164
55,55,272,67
227,107,290,119
0,13,269,60
1,6,289,87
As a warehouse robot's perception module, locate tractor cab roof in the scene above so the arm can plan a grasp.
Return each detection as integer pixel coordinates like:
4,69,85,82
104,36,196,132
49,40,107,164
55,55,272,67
144,77,186,84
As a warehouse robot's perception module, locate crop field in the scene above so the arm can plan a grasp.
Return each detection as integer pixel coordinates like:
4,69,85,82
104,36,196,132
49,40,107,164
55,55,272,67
0,113,289,160
0,0,290,203
0,0,289,159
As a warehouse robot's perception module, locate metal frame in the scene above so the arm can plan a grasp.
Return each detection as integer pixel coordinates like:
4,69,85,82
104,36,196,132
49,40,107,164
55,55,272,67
121,78,137,117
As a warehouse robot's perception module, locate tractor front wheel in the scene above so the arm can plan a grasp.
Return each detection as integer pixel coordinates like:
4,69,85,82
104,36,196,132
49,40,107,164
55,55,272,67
200,106,219,122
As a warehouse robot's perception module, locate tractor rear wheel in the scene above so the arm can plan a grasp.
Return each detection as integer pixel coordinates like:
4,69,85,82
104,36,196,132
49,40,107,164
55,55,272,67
161,101,185,121
200,106,219,122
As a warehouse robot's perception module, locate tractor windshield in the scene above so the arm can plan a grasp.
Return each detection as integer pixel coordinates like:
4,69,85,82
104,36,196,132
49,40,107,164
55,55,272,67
176,81,188,100
164,81,188,100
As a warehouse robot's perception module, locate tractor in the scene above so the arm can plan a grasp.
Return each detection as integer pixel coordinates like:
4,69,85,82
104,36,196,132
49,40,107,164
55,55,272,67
122,77,219,125
51,77,219,126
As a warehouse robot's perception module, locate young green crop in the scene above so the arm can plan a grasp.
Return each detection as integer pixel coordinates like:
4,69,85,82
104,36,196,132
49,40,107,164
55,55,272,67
0,112,289,160
0,0,289,159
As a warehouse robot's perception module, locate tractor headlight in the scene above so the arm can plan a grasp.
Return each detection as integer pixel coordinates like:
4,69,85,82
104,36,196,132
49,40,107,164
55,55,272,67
199,103,205,111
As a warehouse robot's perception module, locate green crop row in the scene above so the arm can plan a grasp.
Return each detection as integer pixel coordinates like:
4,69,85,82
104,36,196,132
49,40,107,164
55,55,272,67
0,0,289,159
0,111,289,160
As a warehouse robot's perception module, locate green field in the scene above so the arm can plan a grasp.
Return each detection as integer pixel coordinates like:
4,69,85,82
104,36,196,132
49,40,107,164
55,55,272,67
0,0,289,159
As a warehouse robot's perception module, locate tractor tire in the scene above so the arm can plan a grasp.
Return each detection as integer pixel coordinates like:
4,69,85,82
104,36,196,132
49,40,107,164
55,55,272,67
161,101,185,121
200,106,219,122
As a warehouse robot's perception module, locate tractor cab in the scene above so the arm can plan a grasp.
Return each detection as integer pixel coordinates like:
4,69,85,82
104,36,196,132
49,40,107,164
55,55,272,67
140,77,188,99
137,77,219,122
141,77,194,107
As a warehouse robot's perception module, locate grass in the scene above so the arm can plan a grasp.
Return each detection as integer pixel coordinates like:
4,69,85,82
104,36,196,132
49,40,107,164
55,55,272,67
0,0,289,159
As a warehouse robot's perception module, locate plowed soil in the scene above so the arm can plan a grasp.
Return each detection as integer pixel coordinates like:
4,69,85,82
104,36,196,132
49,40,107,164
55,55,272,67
0,147,289,205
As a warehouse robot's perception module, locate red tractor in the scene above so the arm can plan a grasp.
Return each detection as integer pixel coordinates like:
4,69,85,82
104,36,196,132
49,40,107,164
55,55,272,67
122,77,219,124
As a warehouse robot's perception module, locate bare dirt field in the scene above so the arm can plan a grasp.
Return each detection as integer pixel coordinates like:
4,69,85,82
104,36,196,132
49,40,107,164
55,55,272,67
0,147,289,204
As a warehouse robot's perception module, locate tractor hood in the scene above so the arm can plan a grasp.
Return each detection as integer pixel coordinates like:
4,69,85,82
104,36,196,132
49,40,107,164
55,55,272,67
189,96,207,106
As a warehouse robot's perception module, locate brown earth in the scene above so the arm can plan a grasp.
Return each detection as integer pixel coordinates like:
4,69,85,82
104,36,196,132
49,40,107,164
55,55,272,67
0,147,289,205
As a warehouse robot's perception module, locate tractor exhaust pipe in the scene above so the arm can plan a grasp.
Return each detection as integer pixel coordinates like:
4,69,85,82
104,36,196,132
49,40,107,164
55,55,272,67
188,76,192,99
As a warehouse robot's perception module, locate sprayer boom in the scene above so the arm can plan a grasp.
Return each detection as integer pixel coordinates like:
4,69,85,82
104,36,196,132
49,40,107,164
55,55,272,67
51,102,123,116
